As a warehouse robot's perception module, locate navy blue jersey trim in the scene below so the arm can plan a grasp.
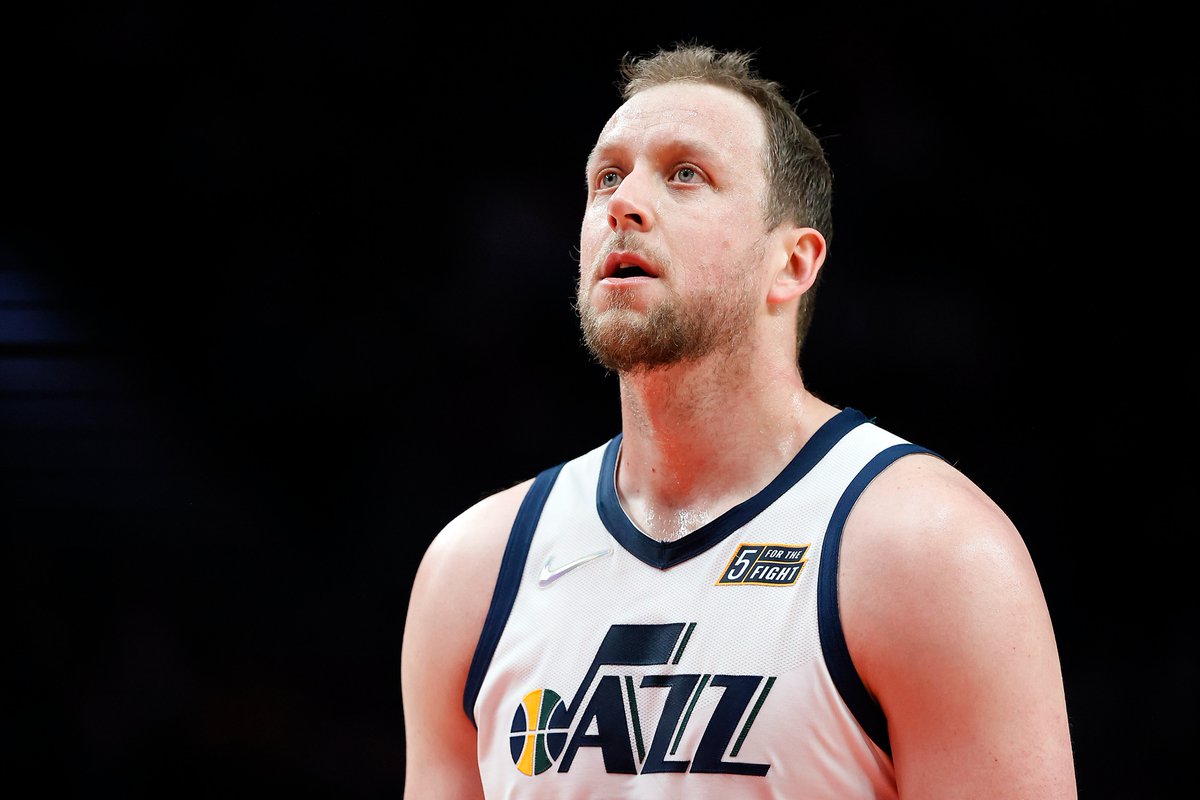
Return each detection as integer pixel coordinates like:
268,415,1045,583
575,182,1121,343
817,442,937,756
462,463,565,727
597,407,871,570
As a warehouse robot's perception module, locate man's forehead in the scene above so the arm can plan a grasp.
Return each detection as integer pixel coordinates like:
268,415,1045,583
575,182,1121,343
593,83,765,155
599,105,699,142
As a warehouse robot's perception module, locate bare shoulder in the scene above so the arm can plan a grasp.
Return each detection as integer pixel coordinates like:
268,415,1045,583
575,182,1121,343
844,451,1025,569
841,452,1077,798
400,478,534,800
416,478,534,589
841,452,1038,645
404,478,534,673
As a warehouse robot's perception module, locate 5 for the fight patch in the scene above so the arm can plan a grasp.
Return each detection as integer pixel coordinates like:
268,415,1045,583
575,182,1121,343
715,543,809,586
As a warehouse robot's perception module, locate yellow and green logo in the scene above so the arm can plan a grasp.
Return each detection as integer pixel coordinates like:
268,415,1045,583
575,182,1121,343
509,688,569,775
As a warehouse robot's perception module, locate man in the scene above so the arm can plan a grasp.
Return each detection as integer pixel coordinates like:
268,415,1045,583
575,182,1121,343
401,43,1077,798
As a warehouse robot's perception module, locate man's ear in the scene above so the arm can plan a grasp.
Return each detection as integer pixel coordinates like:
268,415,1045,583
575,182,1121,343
767,226,827,306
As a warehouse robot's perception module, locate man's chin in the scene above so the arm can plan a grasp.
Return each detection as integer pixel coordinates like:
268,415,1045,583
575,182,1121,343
583,326,691,374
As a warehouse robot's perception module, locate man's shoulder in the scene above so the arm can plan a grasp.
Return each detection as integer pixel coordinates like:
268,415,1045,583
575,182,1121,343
842,451,1023,579
841,449,1044,669
423,477,537,568
837,448,1074,796
404,478,538,657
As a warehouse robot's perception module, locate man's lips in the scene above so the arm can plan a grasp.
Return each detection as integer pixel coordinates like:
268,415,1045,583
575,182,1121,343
600,251,659,280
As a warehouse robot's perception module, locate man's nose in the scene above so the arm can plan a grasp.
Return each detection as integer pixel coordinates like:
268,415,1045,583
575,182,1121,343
607,171,654,232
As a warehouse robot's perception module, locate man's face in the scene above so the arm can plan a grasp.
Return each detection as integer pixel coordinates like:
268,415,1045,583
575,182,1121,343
576,82,775,373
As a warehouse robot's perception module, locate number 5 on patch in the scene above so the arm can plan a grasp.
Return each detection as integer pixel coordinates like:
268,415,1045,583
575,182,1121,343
716,543,810,586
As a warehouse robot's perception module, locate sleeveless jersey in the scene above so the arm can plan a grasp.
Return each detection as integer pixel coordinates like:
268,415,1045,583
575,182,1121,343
464,407,936,799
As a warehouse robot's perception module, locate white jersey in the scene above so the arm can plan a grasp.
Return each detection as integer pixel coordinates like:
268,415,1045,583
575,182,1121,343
465,408,936,799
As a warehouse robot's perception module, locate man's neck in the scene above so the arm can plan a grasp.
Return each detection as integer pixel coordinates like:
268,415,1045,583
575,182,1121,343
613,356,838,542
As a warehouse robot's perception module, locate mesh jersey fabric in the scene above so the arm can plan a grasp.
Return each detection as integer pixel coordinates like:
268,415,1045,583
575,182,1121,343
465,408,935,799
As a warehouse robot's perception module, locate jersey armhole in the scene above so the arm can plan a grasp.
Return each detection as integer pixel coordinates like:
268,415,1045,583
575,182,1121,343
817,442,936,757
462,463,565,727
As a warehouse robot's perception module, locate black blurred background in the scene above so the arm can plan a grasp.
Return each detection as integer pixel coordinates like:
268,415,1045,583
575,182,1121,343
1,2,1192,797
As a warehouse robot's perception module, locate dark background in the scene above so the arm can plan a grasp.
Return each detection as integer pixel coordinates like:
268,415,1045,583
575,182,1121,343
2,2,1192,796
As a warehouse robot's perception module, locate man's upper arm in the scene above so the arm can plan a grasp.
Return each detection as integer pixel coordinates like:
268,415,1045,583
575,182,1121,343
842,454,1077,799
400,480,532,800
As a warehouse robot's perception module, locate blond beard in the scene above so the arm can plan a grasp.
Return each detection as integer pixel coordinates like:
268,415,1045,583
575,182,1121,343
574,247,762,374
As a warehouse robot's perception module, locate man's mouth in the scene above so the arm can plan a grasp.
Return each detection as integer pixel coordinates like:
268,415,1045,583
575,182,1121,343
601,252,658,280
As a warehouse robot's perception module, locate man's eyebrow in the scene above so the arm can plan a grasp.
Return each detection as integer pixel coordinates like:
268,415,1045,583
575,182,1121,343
585,140,621,173
665,136,721,163
586,135,722,173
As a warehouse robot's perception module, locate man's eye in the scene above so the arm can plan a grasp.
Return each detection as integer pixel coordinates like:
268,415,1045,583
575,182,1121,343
599,171,622,189
674,166,701,183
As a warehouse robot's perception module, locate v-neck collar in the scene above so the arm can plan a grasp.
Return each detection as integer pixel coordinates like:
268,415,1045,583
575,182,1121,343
595,407,870,569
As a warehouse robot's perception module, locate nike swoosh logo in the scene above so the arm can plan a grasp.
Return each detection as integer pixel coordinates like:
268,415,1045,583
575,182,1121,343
538,546,613,588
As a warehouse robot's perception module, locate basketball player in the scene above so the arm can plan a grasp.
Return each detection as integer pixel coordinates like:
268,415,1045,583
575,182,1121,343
401,43,1077,798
